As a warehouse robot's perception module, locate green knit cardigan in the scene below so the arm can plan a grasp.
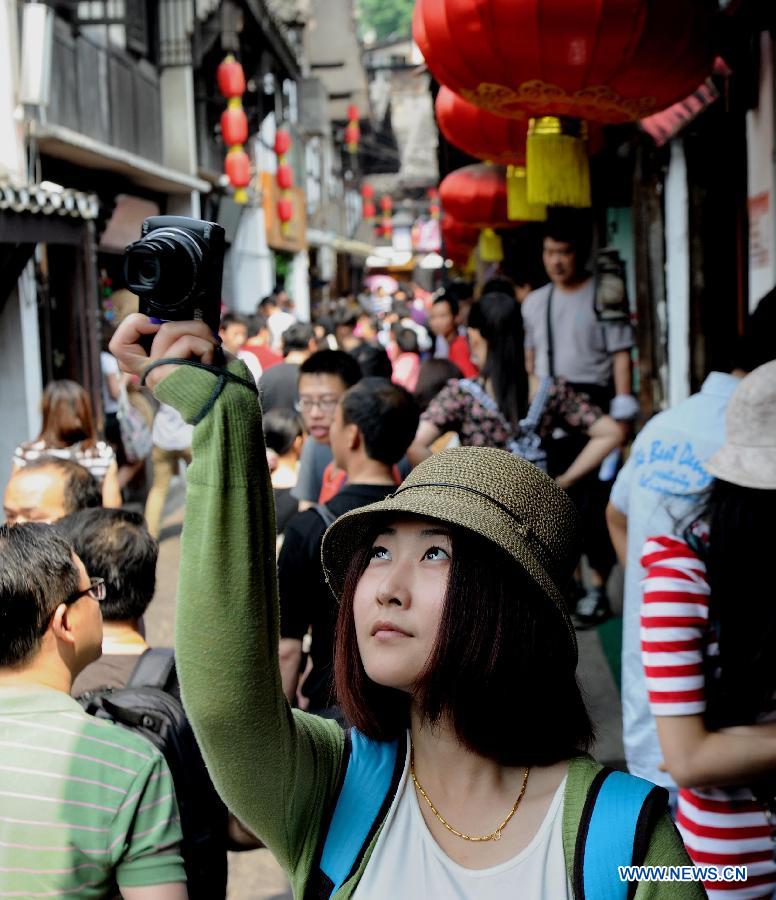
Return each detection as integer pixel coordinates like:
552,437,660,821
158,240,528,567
156,360,702,899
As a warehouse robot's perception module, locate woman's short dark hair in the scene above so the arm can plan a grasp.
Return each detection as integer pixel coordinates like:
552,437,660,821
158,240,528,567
334,519,594,766
395,327,419,355
481,277,517,299
263,407,303,456
35,380,97,450
413,359,463,412
58,508,157,622
0,523,80,666
348,343,393,379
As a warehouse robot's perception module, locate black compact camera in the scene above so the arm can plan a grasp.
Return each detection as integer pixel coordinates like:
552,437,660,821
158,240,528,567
124,216,225,335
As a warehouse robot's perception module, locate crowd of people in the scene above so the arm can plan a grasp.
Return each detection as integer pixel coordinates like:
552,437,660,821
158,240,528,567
1,217,775,899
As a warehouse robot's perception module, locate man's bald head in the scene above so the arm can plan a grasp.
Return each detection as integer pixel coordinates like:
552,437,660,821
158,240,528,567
4,458,101,525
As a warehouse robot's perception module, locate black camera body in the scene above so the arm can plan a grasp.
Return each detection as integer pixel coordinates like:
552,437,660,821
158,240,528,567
124,216,225,335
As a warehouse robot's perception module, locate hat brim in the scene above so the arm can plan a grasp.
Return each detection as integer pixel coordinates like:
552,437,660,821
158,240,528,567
320,485,578,660
705,443,776,490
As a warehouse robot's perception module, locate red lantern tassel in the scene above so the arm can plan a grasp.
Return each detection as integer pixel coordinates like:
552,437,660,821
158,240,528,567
526,118,591,209
506,166,546,222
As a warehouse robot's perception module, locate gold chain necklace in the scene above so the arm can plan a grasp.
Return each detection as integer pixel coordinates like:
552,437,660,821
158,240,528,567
410,750,530,842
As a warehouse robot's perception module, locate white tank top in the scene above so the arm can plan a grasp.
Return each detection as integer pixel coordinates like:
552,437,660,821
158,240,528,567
353,745,571,900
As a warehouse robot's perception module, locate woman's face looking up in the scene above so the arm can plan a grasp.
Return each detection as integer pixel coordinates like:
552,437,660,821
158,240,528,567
353,518,451,693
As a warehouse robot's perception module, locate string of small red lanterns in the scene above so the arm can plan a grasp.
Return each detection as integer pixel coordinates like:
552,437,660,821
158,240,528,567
361,183,376,224
345,104,360,156
428,188,440,220
379,195,393,240
274,128,294,233
217,55,251,204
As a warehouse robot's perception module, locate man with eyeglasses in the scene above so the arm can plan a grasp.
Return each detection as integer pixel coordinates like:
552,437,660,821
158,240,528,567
278,378,419,720
0,523,187,898
290,349,362,509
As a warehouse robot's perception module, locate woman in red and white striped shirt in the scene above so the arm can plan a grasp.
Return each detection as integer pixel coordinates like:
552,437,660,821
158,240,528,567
640,363,776,899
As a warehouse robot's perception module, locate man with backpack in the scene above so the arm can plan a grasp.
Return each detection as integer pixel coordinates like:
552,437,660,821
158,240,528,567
278,378,419,718
0,522,186,898
522,217,637,627
60,507,241,899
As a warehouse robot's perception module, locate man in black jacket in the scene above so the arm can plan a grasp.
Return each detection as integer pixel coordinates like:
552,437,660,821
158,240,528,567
278,378,419,719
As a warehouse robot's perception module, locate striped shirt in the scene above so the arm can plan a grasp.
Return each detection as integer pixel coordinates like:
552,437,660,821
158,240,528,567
641,536,776,899
0,687,184,897
14,440,116,485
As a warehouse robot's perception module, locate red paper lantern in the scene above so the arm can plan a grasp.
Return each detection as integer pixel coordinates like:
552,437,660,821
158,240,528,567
274,129,292,157
439,164,513,228
276,163,294,191
225,149,251,188
361,184,374,200
277,198,294,223
441,215,480,247
217,56,246,99
221,107,248,147
345,122,360,152
414,0,715,125
379,196,393,213
436,87,529,166
347,104,360,122
444,237,475,266
363,201,377,220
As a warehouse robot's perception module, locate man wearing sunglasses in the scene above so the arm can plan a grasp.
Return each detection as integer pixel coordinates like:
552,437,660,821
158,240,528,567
0,523,187,899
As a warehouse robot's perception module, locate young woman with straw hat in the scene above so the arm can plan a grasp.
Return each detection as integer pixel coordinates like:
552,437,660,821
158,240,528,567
641,360,776,899
110,315,700,899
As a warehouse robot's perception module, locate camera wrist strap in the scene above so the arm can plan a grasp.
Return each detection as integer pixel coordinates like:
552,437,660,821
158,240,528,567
141,358,258,425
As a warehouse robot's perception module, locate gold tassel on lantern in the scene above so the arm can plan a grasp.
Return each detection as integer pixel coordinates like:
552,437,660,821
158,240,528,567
527,117,591,209
506,165,547,221
478,228,503,263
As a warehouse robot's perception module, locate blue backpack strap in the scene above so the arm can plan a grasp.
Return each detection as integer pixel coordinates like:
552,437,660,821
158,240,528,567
314,729,405,898
573,767,668,900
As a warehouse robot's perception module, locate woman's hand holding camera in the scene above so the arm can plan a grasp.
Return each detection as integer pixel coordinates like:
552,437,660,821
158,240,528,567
109,315,221,389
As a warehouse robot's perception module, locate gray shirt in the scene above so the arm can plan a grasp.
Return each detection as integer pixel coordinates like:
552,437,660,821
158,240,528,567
291,437,333,503
522,280,633,387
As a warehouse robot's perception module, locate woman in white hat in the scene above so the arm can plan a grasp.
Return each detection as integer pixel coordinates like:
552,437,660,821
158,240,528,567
641,360,776,899
109,314,700,900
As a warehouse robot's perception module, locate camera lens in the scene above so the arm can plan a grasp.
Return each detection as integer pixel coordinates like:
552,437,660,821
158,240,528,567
124,227,205,308
124,245,161,293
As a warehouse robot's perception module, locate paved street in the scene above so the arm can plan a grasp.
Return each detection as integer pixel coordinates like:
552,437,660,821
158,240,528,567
144,478,625,900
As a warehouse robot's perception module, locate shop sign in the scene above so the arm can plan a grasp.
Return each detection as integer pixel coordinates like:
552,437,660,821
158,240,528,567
261,172,307,253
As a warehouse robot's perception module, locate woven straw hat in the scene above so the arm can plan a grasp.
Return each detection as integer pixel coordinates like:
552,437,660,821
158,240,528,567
706,360,776,490
321,446,581,659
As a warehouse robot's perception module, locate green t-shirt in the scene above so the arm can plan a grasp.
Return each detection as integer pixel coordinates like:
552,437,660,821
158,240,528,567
0,686,185,896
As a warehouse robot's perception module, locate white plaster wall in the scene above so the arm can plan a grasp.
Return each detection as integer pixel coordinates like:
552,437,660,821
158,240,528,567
0,1,44,485
665,140,691,408
225,206,274,314
0,268,44,492
747,32,776,310
0,0,24,177
160,67,199,176
291,250,310,321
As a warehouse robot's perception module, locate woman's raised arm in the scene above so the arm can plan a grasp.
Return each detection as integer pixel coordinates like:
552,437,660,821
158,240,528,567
110,316,344,882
